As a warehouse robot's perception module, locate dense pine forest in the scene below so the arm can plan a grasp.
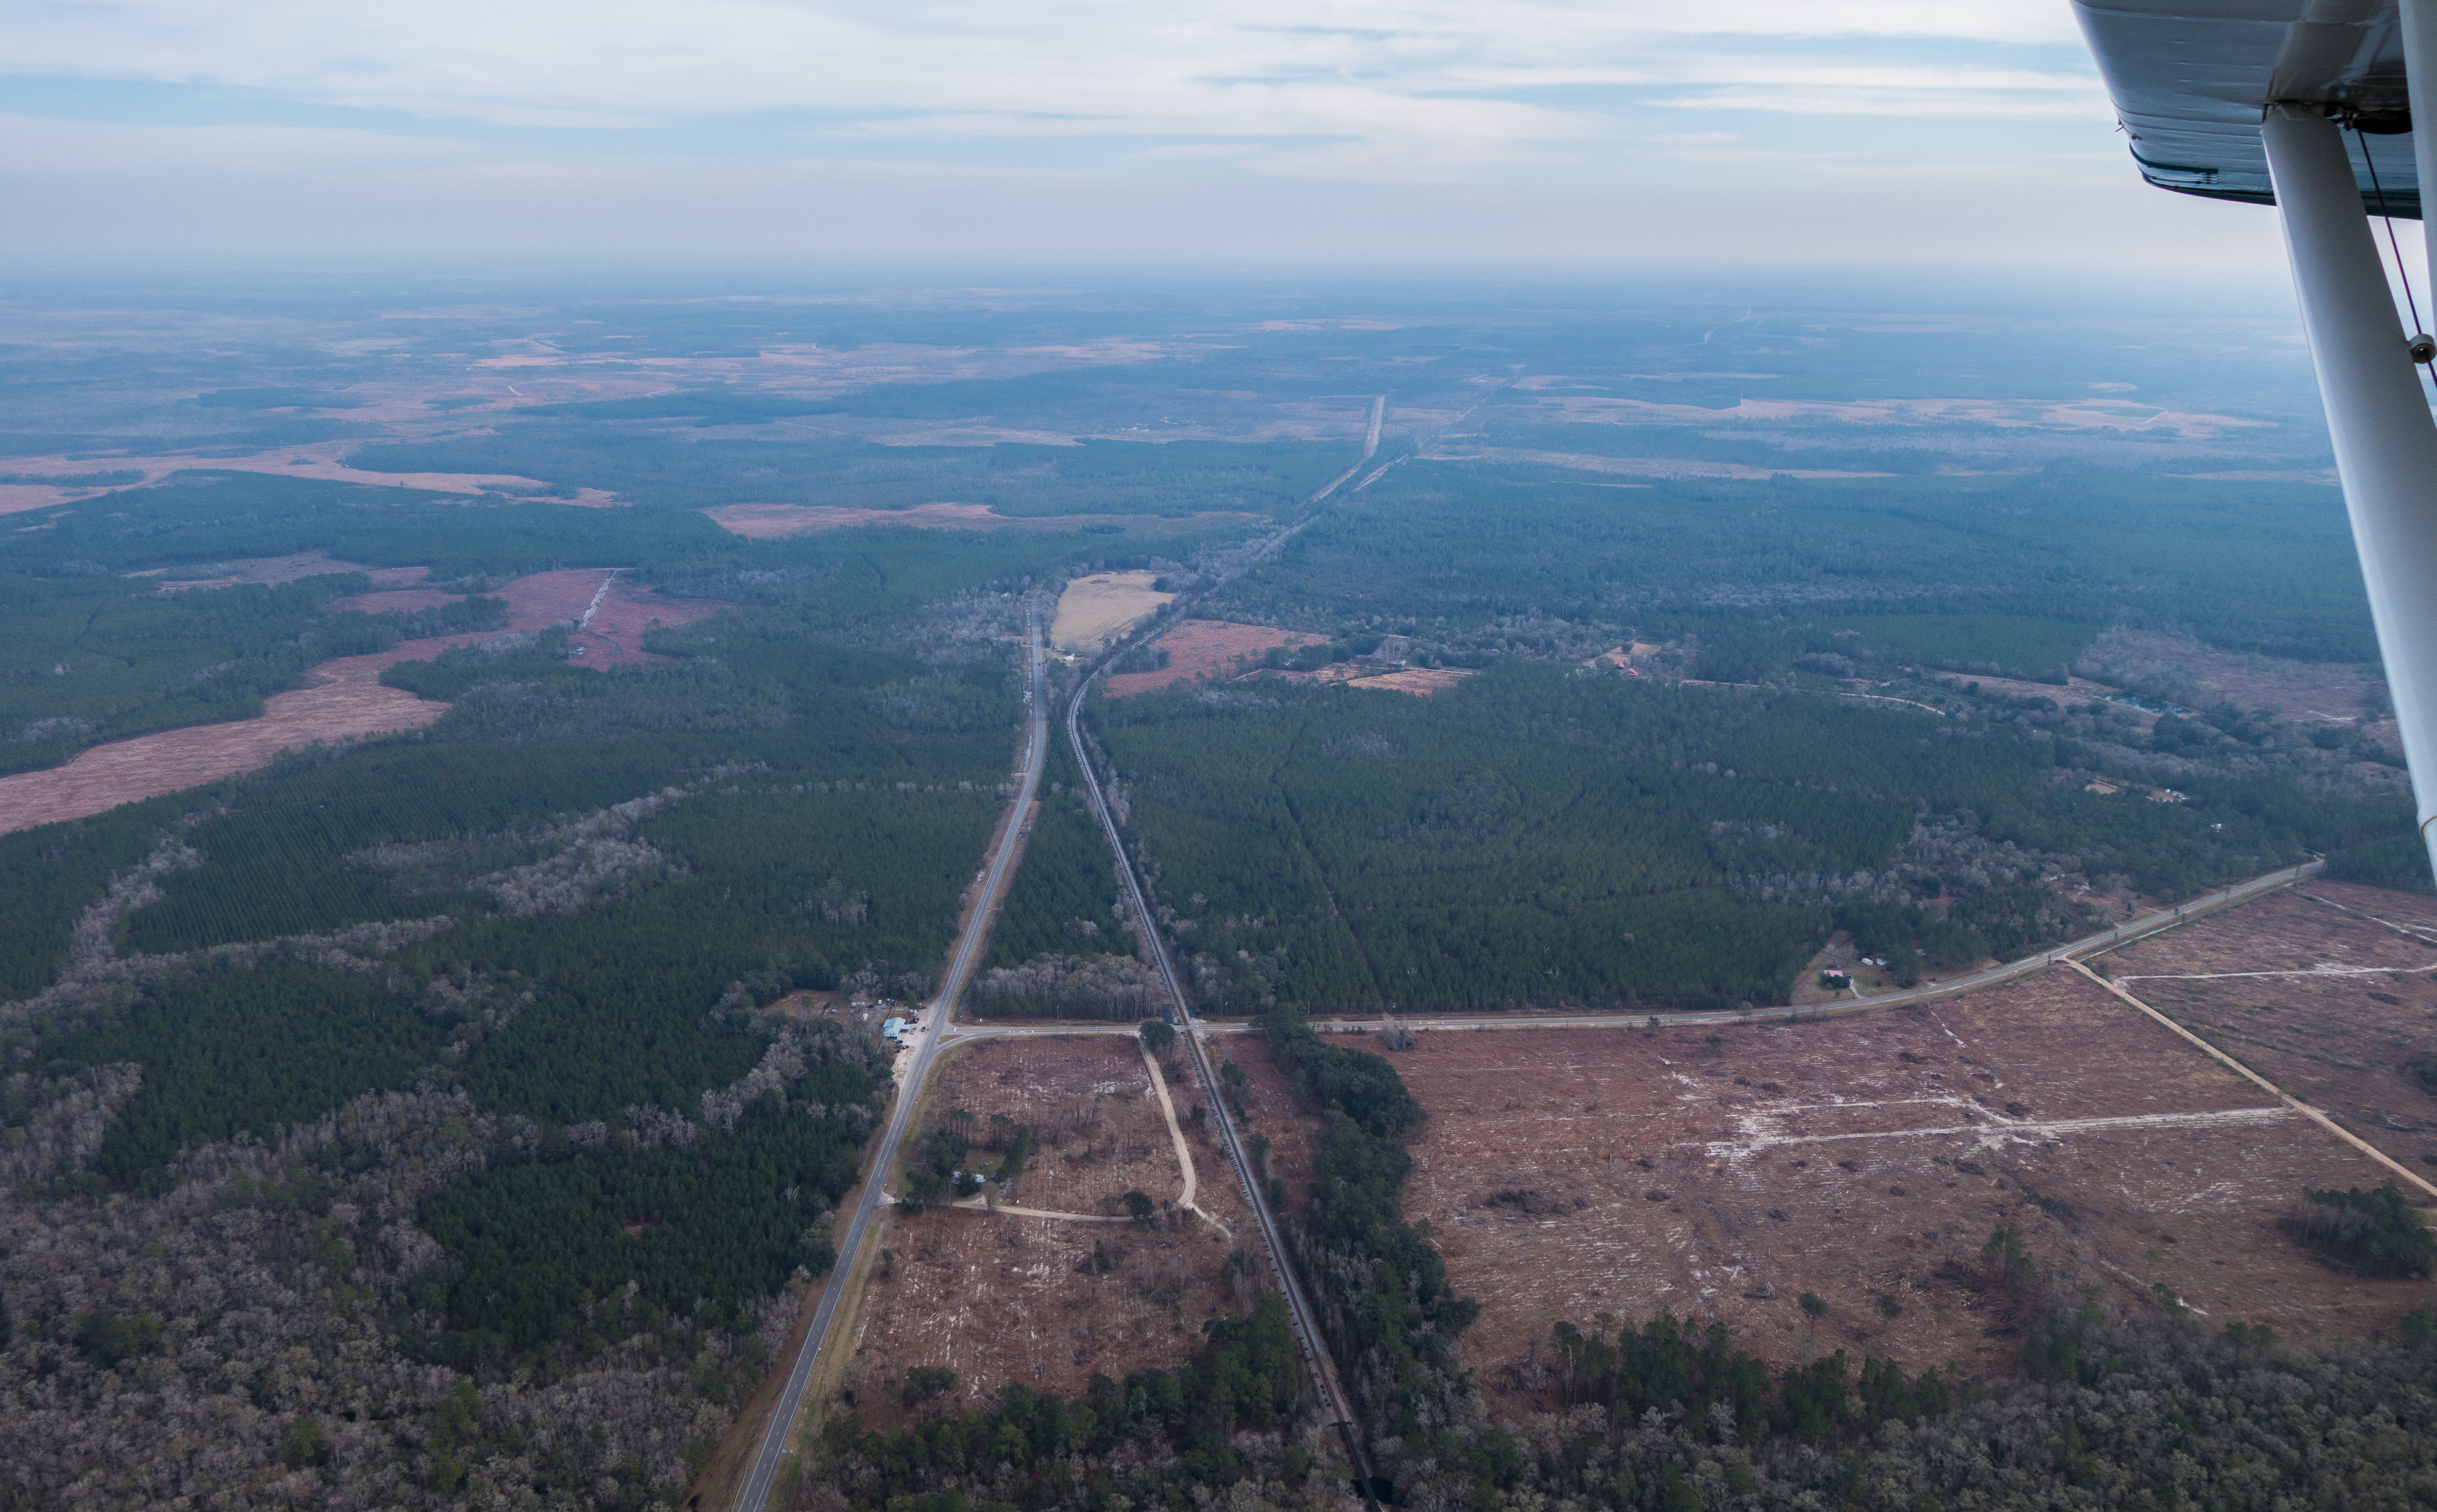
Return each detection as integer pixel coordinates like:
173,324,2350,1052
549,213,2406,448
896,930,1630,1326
1208,463,2378,678
1088,664,2406,1014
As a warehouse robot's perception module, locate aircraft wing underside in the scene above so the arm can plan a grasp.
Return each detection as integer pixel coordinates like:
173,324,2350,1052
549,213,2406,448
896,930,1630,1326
2076,0,2421,215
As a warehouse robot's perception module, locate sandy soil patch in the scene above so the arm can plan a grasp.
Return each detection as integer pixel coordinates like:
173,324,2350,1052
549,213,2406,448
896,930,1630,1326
702,502,1259,539
838,1037,1245,1429
1103,620,1323,698
2097,881,2437,1171
1234,966,2421,1421
868,428,1084,448
1051,572,1174,654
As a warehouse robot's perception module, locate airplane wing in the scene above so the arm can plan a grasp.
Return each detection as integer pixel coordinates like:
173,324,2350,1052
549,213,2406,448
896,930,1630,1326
2071,0,2437,877
2074,0,2418,214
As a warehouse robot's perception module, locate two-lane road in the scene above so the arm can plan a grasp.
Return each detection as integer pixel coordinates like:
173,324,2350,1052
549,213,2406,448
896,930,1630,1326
729,591,1051,1512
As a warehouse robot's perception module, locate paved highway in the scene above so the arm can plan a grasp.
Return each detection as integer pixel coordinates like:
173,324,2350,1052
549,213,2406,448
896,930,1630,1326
729,591,1050,1512
936,858,2325,1042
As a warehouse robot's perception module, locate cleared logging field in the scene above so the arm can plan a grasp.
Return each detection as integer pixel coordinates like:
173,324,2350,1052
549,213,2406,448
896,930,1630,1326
2099,878,2437,1171
838,1036,1252,1431
1234,959,2427,1425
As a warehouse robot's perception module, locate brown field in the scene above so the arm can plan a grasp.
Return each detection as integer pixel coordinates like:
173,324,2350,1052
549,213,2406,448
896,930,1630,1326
1264,664,1477,699
2081,629,2383,724
1103,620,1322,698
0,483,118,516
0,653,449,835
1051,572,1174,653
2097,881,2437,1172
1519,392,2275,441
0,446,620,506
326,587,461,614
133,551,429,593
837,1036,1248,1429
0,568,729,833
559,571,729,666
1220,1040,1325,1220
1230,964,2424,1424
1344,667,1474,698
1935,672,2122,706
700,502,1259,539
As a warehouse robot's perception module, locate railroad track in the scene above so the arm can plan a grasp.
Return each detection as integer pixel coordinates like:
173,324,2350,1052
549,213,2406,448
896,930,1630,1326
1060,662,1385,1511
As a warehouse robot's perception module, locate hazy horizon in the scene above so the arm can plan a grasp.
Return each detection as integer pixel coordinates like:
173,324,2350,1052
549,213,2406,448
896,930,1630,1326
0,0,2309,275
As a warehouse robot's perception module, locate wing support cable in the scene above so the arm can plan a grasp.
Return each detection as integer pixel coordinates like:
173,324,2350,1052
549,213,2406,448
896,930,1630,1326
2348,117,2437,380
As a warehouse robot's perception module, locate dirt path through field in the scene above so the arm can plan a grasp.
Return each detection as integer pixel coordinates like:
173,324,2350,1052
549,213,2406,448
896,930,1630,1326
2064,957,2437,1201
926,1037,1227,1235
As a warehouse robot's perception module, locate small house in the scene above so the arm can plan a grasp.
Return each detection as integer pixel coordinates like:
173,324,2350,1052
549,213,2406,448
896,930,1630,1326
882,1016,907,1042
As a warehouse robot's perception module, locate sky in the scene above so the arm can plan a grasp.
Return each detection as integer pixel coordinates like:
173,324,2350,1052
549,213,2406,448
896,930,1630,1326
0,0,2302,276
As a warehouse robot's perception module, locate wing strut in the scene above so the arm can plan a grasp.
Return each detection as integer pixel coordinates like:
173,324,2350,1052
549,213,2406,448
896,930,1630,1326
2261,99,2437,874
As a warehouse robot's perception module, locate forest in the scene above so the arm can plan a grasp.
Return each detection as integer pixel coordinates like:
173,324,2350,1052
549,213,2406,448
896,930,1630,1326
349,424,1349,517
415,1046,886,1362
1208,462,2377,676
1088,664,2392,1013
981,741,1122,968
0,567,504,775
0,466,1209,769
0,457,1131,1508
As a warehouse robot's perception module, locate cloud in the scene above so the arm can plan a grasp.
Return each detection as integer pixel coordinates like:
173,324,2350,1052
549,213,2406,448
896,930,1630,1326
0,0,2269,269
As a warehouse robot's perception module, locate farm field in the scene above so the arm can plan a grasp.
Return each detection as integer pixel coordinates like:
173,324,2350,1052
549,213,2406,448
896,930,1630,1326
1103,619,1322,697
1230,959,2423,1424
2098,879,2437,1170
1051,571,1173,653
0,566,726,832
838,1035,1250,1430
